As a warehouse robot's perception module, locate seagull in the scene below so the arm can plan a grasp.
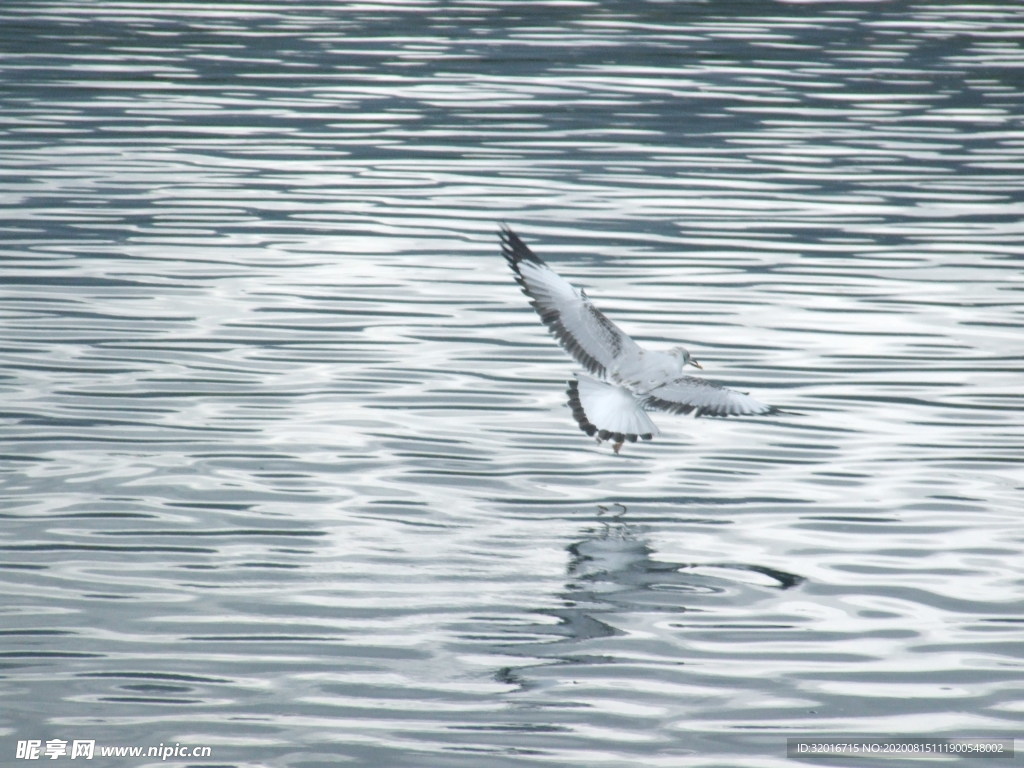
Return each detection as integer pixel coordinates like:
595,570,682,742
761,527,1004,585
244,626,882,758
501,225,779,453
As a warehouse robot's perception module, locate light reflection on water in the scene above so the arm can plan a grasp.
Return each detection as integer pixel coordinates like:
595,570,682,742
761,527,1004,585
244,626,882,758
2,1,1022,766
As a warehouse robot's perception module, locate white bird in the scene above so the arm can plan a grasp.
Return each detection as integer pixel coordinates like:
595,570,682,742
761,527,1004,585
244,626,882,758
501,225,779,453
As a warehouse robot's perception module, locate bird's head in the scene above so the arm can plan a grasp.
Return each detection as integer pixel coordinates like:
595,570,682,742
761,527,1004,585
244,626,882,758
670,345,702,371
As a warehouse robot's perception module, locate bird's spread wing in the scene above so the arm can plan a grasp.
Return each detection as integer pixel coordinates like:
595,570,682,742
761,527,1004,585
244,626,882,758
567,374,659,444
643,376,777,418
501,225,641,379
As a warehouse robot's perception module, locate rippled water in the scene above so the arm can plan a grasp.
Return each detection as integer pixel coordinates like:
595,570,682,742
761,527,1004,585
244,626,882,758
2,2,1023,766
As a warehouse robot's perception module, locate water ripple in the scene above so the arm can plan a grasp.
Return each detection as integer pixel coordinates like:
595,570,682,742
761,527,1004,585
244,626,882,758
2,1,1022,766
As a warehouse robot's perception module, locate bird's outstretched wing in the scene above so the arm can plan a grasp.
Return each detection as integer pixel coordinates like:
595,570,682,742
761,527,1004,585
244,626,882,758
501,225,641,379
643,376,777,418
567,374,659,445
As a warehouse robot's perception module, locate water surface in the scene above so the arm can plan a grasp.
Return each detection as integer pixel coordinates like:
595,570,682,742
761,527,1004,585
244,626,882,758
2,2,1022,766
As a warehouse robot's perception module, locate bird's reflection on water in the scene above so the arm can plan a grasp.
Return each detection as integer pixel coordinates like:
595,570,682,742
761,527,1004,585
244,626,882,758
496,504,805,688
568,503,803,601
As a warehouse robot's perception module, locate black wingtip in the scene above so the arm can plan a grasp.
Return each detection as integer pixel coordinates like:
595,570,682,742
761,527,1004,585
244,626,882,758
499,224,544,269
566,378,598,437
770,407,800,417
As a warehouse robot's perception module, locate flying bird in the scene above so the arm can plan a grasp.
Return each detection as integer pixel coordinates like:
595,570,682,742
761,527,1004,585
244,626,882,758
501,225,778,453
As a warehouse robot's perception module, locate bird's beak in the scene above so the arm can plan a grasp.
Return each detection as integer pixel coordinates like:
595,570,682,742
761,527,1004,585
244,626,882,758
689,359,703,369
